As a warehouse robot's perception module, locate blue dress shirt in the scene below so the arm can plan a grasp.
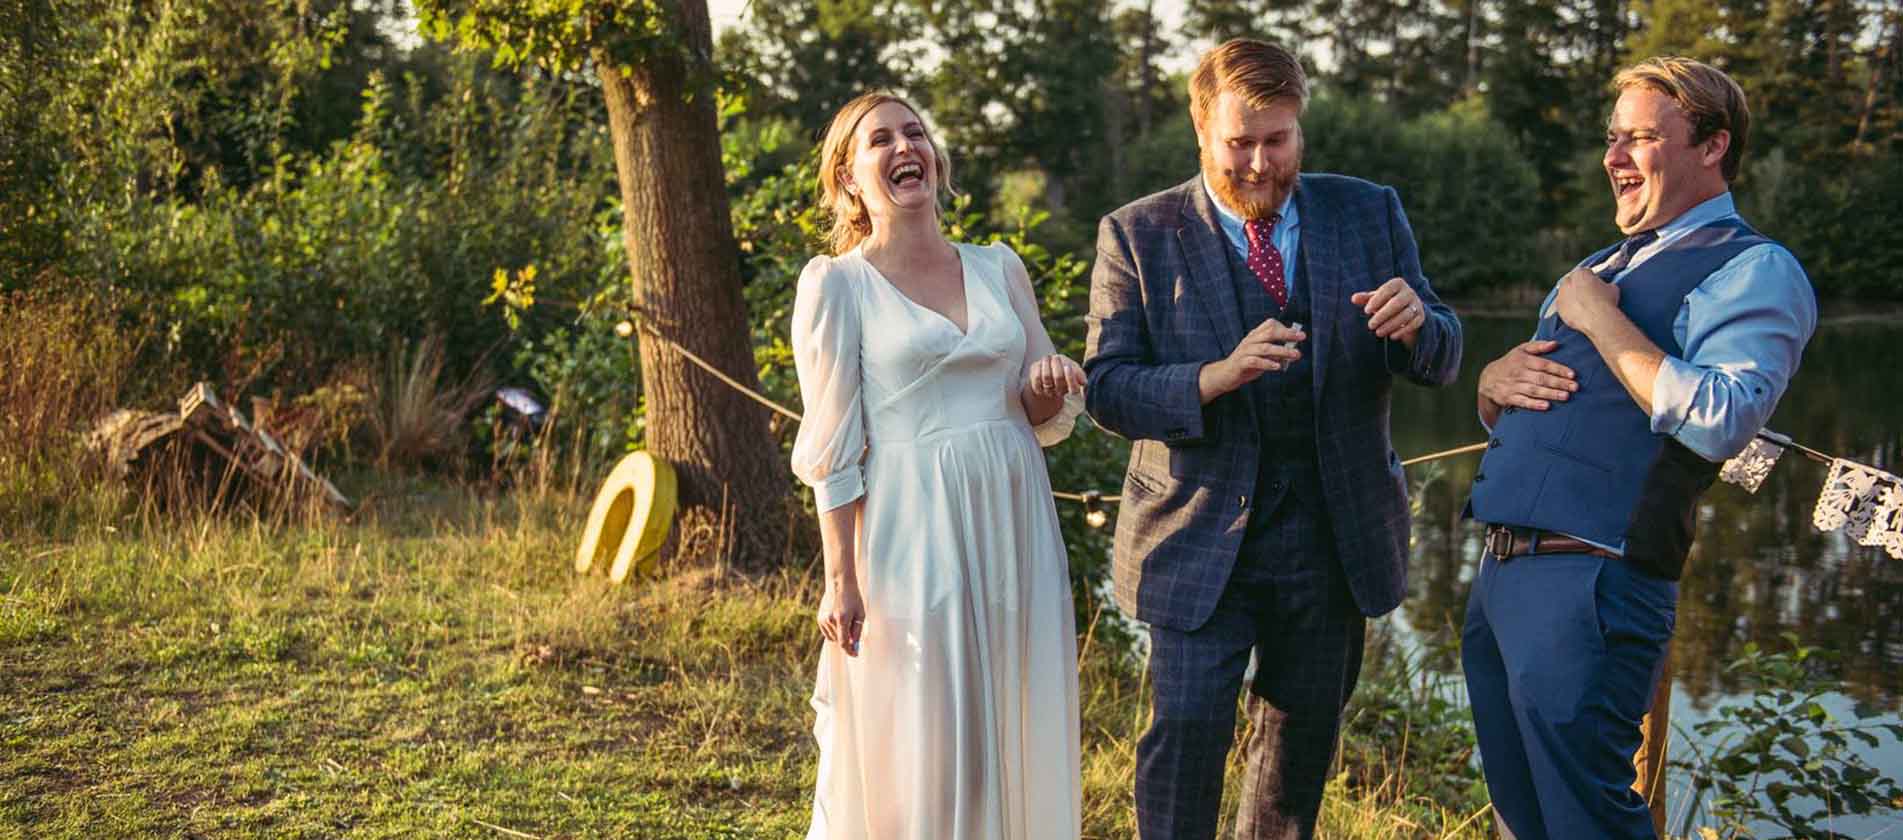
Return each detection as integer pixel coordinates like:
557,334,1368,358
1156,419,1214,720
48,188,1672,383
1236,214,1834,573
1203,177,1300,302
1535,193,1817,463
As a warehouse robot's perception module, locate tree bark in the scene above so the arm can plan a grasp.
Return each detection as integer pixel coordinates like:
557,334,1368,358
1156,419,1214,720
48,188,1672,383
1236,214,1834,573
1464,0,1481,96
1853,6,1897,149
595,0,787,573
1633,642,1672,838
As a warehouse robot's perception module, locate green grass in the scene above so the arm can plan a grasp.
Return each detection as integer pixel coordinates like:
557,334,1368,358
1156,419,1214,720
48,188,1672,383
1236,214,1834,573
1,477,1491,839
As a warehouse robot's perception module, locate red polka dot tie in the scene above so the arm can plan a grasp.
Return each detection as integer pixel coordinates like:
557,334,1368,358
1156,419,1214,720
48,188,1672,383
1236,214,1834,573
1244,215,1288,309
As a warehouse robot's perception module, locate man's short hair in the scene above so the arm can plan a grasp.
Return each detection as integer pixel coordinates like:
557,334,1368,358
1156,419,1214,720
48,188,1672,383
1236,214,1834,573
1613,56,1751,182
1189,39,1308,127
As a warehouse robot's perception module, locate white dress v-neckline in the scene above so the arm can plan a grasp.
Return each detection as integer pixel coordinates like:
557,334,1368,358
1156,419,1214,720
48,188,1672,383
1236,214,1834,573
856,244,975,337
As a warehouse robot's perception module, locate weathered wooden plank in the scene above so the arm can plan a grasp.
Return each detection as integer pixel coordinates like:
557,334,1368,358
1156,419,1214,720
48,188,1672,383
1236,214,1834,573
89,382,351,509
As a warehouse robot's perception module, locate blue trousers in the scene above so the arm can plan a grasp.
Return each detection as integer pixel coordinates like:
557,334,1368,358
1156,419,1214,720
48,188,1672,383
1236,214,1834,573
1462,551,1674,840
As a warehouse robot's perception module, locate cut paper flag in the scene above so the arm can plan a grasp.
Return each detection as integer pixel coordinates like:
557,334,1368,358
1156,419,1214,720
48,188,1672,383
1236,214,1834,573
1720,435,1787,494
1858,483,1903,560
1810,457,1903,560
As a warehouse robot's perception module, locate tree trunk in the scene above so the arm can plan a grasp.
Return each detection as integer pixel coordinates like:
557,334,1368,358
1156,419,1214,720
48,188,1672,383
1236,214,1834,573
595,0,787,573
1464,0,1481,96
1854,6,1897,149
1137,0,1157,137
1105,75,1127,207
1633,642,1672,838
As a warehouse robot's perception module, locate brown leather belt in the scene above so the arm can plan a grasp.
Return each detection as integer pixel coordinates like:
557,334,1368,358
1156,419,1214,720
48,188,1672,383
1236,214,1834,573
1483,524,1617,561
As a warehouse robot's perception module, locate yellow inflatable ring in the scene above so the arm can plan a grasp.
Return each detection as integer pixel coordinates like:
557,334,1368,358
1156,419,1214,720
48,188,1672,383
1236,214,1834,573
575,451,677,583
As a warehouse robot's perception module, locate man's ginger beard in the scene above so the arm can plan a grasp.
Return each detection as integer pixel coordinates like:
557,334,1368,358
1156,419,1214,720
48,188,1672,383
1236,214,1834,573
1200,141,1301,220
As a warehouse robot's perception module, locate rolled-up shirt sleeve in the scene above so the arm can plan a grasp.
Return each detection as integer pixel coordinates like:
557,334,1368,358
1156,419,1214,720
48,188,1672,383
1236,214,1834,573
789,255,868,512
1649,244,1816,462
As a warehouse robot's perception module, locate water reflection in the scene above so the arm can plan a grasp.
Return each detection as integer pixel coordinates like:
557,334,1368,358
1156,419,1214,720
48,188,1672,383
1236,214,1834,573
1391,316,1903,710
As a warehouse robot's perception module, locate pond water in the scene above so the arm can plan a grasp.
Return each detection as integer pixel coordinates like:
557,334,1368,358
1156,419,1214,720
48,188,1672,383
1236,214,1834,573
1384,314,1903,834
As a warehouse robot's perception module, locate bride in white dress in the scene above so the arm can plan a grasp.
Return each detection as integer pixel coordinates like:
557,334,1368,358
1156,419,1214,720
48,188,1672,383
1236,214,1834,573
788,91,1085,840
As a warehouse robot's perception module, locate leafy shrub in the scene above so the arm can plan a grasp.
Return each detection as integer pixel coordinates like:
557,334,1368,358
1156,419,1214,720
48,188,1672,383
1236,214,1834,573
1304,94,1543,294
35,35,623,477
1672,634,1903,837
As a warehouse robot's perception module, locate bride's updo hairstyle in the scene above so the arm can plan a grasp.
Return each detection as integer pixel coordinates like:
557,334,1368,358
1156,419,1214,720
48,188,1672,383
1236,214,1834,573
817,91,956,255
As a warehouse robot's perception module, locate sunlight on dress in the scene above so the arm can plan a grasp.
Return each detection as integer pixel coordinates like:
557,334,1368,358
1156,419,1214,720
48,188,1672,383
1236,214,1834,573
790,242,1083,840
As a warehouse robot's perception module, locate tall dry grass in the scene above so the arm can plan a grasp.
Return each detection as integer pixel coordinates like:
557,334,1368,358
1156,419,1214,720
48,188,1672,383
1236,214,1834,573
0,278,157,535
364,333,494,472
0,277,146,462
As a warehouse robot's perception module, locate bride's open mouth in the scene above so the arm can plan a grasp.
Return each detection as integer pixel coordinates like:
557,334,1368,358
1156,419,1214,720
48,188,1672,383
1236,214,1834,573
889,161,925,188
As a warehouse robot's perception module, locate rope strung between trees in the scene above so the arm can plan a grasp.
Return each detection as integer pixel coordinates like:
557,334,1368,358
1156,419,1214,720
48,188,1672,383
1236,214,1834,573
621,311,804,423
616,315,1666,509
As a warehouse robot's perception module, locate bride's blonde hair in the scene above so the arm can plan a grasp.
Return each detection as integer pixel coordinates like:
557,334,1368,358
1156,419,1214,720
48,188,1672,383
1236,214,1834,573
817,91,955,255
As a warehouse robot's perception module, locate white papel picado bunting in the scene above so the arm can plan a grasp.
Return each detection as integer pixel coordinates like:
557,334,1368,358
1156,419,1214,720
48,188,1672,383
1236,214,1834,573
1719,435,1787,494
1717,430,1901,560
1808,457,1903,560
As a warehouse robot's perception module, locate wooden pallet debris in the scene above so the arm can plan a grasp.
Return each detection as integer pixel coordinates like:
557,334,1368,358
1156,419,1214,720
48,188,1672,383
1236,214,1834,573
85,382,351,509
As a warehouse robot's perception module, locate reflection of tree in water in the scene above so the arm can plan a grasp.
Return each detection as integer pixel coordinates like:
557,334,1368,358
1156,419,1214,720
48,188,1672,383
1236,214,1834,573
1388,317,1903,711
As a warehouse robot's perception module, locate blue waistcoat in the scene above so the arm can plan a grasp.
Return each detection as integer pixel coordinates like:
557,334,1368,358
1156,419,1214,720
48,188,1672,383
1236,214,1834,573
1467,219,1773,580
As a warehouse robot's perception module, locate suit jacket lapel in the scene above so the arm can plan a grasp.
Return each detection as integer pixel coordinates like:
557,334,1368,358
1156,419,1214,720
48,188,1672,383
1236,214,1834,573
1178,180,1246,354
1295,177,1342,403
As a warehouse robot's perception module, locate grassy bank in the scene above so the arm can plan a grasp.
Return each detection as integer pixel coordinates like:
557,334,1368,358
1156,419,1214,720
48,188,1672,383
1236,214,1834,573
1,477,1490,838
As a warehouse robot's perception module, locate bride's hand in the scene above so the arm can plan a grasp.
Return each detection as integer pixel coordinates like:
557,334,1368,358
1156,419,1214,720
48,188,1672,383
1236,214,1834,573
817,579,865,657
1027,354,1086,398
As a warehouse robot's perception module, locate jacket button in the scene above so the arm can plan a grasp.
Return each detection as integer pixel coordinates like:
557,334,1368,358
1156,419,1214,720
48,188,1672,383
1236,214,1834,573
1503,407,1518,415
1489,438,1502,449
1474,473,1487,482
1238,495,1248,508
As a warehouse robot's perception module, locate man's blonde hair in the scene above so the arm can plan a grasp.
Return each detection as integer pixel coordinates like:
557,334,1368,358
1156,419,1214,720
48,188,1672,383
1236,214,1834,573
1189,39,1308,128
1613,56,1751,182
816,91,955,255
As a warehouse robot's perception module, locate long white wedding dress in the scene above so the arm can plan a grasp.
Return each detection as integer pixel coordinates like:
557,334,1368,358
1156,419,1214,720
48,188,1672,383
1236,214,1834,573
789,241,1082,840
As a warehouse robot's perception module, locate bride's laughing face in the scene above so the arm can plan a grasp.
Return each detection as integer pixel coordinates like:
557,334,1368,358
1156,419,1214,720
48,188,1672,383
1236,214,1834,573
845,101,939,221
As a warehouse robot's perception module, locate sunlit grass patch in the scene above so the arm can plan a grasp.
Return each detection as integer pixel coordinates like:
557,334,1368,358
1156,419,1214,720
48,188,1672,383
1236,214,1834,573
3,475,1505,838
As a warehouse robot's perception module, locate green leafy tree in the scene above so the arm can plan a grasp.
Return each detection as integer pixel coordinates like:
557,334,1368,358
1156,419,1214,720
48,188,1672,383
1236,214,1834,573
1302,93,1543,291
900,0,1122,250
414,0,787,569
713,0,916,136
1181,0,1469,117
0,0,65,285
1181,0,1321,49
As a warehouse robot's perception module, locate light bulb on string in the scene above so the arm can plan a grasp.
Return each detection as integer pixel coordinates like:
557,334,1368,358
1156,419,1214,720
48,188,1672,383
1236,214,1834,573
1082,490,1107,529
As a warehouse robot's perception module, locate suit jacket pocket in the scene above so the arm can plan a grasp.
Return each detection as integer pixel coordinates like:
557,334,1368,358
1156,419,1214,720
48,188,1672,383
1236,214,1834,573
1124,468,1163,499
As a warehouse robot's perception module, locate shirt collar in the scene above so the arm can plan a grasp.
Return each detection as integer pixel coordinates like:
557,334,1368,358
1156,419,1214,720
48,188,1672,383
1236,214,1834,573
1201,175,1299,234
1652,192,1738,243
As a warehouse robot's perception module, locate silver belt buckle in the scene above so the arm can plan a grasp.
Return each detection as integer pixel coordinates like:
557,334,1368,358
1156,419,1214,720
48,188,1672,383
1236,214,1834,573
1486,525,1514,559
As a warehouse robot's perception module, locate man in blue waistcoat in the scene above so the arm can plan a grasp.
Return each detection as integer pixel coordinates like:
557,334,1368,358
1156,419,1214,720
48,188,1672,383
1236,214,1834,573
1463,57,1816,838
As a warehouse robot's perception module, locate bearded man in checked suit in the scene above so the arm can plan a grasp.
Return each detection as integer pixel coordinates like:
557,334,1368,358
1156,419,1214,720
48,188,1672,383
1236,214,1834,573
1082,39,1463,840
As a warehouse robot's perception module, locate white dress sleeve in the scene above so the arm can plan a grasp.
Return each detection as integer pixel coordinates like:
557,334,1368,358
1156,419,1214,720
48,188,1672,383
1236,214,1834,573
994,243,1084,447
789,255,868,512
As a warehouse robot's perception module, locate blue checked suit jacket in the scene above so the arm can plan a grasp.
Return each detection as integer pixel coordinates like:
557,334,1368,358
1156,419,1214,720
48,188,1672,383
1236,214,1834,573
1084,174,1463,632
